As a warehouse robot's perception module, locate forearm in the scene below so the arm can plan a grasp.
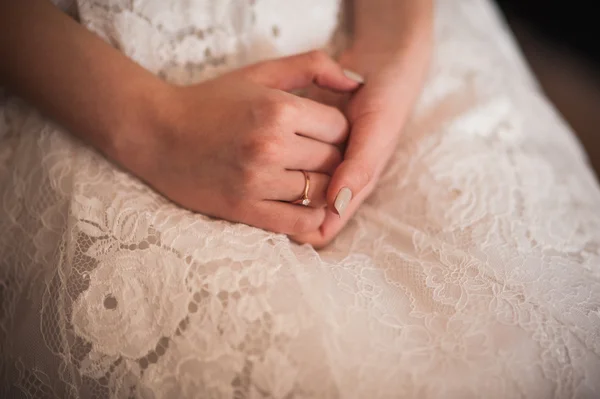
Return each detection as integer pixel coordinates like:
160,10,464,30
0,0,167,161
342,0,434,100
349,0,433,57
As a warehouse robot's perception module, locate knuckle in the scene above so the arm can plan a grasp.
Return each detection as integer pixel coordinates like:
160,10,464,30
290,209,324,234
241,135,282,165
260,140,283,164
306,50,329,66
250,94,277,122
239,165,262,188
239,138,261,163
252,95,295,126
259,137,283,163
291,214,313,234
269,99,296,125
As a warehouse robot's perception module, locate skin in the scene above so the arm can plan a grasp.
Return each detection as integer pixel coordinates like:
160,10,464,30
0,0,433,246
292,0,434,247
0,0,360,235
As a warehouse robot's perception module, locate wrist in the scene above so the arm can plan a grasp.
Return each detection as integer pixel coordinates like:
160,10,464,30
100,75,175,174
347,2,434,71
339,25,432,83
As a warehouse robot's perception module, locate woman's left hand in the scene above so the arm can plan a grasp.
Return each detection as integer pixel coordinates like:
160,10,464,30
292,40,432,247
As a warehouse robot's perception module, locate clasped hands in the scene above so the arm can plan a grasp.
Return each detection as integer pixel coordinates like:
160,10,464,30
126,50,407,248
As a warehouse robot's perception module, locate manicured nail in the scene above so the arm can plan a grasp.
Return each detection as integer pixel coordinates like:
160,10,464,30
334,187,353,217
343,69,365,84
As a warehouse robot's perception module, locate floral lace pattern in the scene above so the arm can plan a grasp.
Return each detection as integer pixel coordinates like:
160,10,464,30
1,0,600,398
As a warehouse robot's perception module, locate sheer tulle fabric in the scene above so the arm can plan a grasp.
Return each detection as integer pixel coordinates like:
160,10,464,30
1,0,600,398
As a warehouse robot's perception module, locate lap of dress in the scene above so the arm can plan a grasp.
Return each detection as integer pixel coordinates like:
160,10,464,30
1,0,599,398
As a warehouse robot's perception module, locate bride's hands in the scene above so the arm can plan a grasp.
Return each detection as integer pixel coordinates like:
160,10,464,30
292,40,432,247
120,51,362,235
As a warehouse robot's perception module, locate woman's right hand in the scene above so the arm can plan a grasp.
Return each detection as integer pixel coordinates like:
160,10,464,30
120,51,362,235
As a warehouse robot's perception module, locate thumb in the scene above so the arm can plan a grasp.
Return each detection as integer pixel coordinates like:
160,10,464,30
243,50,365,92
327,114,392,217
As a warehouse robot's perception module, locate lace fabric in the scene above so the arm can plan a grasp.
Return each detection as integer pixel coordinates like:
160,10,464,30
1,0,600,398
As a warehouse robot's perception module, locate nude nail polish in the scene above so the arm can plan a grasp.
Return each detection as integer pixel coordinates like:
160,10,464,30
334,187,353,217
343,69,365,84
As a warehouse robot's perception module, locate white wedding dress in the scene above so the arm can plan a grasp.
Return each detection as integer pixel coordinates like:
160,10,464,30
2,0,600,398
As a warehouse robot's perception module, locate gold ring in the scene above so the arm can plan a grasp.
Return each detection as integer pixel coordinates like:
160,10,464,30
293,171,311,206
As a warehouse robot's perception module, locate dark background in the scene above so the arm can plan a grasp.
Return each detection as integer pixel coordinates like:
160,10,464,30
496,0,600,67
494,0,600,176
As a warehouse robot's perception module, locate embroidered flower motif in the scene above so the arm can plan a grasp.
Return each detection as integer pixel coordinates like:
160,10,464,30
424,248,489,309
72,249,188,358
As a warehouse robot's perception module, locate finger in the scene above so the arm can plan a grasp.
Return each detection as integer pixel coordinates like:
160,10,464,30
245,201,326,235
303,85,349,111
285,135,342,174
268,170,330,208
243,50,364,92
289,213,336,249
289,95,350,145
327,112,398,217
292,178,374,247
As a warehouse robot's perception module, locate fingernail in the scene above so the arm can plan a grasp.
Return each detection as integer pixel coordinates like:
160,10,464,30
343,69,365,84
334,187,353,217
